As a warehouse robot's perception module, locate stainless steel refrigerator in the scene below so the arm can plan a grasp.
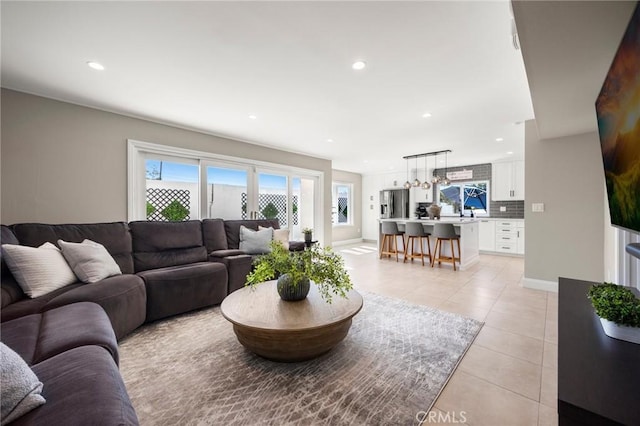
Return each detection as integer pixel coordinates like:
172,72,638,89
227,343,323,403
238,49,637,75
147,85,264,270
380,188,410,219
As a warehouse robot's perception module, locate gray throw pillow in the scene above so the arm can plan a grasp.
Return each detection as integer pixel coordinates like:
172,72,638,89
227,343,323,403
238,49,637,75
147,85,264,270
58,239,122,283
239,226,273,254
1,343,46,425
2,242,77,298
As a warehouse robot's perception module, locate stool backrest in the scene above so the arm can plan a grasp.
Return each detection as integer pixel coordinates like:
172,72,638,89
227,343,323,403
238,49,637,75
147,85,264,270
432,223,458,239
404,222,427,237
381,221,400,235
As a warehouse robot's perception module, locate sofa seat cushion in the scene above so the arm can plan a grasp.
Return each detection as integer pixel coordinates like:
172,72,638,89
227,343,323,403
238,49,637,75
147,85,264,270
12,346,139,426
137,262,227,322
0,342,46,425
0,284,84,323
43,275,146,341
0,302,119,366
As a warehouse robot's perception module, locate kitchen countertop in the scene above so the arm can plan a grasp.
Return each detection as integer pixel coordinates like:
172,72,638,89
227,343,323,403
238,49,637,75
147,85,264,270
379,218,478,225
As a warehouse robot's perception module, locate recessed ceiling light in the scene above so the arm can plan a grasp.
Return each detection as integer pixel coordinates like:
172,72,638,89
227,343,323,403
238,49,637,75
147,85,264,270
422,112,432,118
352,61,366,70
86,61,104,71
248,115,257,120
496,137,504,142
507,151,514,155
363,159,369,163
326,139,334,143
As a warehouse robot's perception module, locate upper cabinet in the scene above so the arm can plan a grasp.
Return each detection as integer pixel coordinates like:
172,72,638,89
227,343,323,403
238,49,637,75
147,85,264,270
492,161,524,201
411,185,433,203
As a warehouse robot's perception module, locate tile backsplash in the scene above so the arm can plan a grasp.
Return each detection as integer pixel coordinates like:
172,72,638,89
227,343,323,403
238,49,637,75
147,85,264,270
432,163,524,219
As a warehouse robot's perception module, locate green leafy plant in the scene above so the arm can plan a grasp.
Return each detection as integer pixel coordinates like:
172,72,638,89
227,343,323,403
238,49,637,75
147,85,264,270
588,282,640,327
261,203,279,219
246,241,353,303
161,200,190,221
302,227,313,235
146,202,156,218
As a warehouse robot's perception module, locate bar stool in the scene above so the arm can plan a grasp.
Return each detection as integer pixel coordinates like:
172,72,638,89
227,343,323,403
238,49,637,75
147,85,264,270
380,221,405,262
403,222,432,266
431,223,461,271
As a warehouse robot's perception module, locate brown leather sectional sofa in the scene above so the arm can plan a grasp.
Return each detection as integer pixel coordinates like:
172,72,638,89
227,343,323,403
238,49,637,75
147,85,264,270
0,218,298,425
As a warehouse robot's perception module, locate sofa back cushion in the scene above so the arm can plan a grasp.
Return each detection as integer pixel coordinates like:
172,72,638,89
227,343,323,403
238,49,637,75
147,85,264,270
11,222,134,274
129,220,207,272
1,226,24,307
224,219,279,249
201,219,228,253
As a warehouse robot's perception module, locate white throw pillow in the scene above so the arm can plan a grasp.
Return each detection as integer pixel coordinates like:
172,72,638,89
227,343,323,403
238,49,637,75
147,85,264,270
239,226,273,254
58,239,122,283
0,343,46,424
2,242,77,298
258,226,290,250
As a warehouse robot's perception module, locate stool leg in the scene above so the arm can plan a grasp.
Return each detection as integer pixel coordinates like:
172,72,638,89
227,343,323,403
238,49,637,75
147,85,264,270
426,236,432,263
394,235,399,262
402,236,413,263
450,238,457,271
380,234,387,259
431,239,439,267
418,236,424,266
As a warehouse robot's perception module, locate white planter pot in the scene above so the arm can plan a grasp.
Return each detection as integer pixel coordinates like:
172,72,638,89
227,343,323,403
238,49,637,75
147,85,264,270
599,318,640,344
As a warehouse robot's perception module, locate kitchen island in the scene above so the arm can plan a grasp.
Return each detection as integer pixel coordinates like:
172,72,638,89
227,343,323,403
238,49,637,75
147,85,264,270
378,218,480,270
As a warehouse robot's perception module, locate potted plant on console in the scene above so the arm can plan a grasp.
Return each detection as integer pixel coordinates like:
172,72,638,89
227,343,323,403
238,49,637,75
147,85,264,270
246,241,352,303
588,282,640,344
302,227,313,243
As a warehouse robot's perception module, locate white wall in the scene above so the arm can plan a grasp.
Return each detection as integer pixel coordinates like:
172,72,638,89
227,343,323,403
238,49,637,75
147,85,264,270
1,89,334,244
524,120,605,287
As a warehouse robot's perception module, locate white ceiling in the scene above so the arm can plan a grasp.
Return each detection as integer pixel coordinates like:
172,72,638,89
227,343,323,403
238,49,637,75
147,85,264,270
512,1,637,141
1,1,535,174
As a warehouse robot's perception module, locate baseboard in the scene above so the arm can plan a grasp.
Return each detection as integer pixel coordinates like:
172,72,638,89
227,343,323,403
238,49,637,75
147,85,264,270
332,238,364,247
523,277,558,292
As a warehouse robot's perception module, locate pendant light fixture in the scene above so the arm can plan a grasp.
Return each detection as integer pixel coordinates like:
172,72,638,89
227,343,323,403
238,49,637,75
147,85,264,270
403,157,412,189
431,152,440,184
412,156,421,187
421,155,431,190
442,151,451,185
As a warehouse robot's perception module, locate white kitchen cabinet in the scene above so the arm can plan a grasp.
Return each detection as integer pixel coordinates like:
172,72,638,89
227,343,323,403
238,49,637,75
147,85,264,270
493,219,524,255
516,222,525,254
492,161,524,201
411,185,433,203
478,219,496,251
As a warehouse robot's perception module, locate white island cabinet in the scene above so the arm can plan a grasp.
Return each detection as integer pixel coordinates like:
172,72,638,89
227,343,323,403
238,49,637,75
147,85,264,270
378,219,480,270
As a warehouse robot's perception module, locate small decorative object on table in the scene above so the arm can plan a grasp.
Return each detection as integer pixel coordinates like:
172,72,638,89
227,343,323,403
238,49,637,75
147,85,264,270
246,240,352,302
302,227,313,243
427,204,441,220
588,282,640,344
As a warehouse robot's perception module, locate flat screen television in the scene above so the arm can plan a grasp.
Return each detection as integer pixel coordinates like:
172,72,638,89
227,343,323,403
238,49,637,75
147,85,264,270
595,2,640,243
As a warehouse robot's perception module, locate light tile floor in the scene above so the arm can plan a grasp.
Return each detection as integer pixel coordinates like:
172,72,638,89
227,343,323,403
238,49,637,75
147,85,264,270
339,243,558,426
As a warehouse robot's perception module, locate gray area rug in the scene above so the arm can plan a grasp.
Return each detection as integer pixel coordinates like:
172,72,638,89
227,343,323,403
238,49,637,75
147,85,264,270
119,292,483,425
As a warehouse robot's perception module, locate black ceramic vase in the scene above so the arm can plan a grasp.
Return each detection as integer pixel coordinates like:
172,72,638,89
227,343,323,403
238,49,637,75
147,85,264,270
277,274,311,301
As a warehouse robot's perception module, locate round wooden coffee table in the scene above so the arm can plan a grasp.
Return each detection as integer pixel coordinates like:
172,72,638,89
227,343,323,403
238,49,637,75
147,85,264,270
221,281,363,362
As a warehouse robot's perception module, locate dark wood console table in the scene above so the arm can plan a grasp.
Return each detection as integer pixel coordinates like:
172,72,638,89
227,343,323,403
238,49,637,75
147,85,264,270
559,277,640,426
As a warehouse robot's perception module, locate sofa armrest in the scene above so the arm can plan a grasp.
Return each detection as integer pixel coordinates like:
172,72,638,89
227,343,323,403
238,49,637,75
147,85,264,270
209,249,246,258
209,254,253,294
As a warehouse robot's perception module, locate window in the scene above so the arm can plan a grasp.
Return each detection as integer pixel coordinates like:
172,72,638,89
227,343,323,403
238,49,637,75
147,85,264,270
437,181,489,216
128,140,323,242
145,157,199,221
332,183,353,225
